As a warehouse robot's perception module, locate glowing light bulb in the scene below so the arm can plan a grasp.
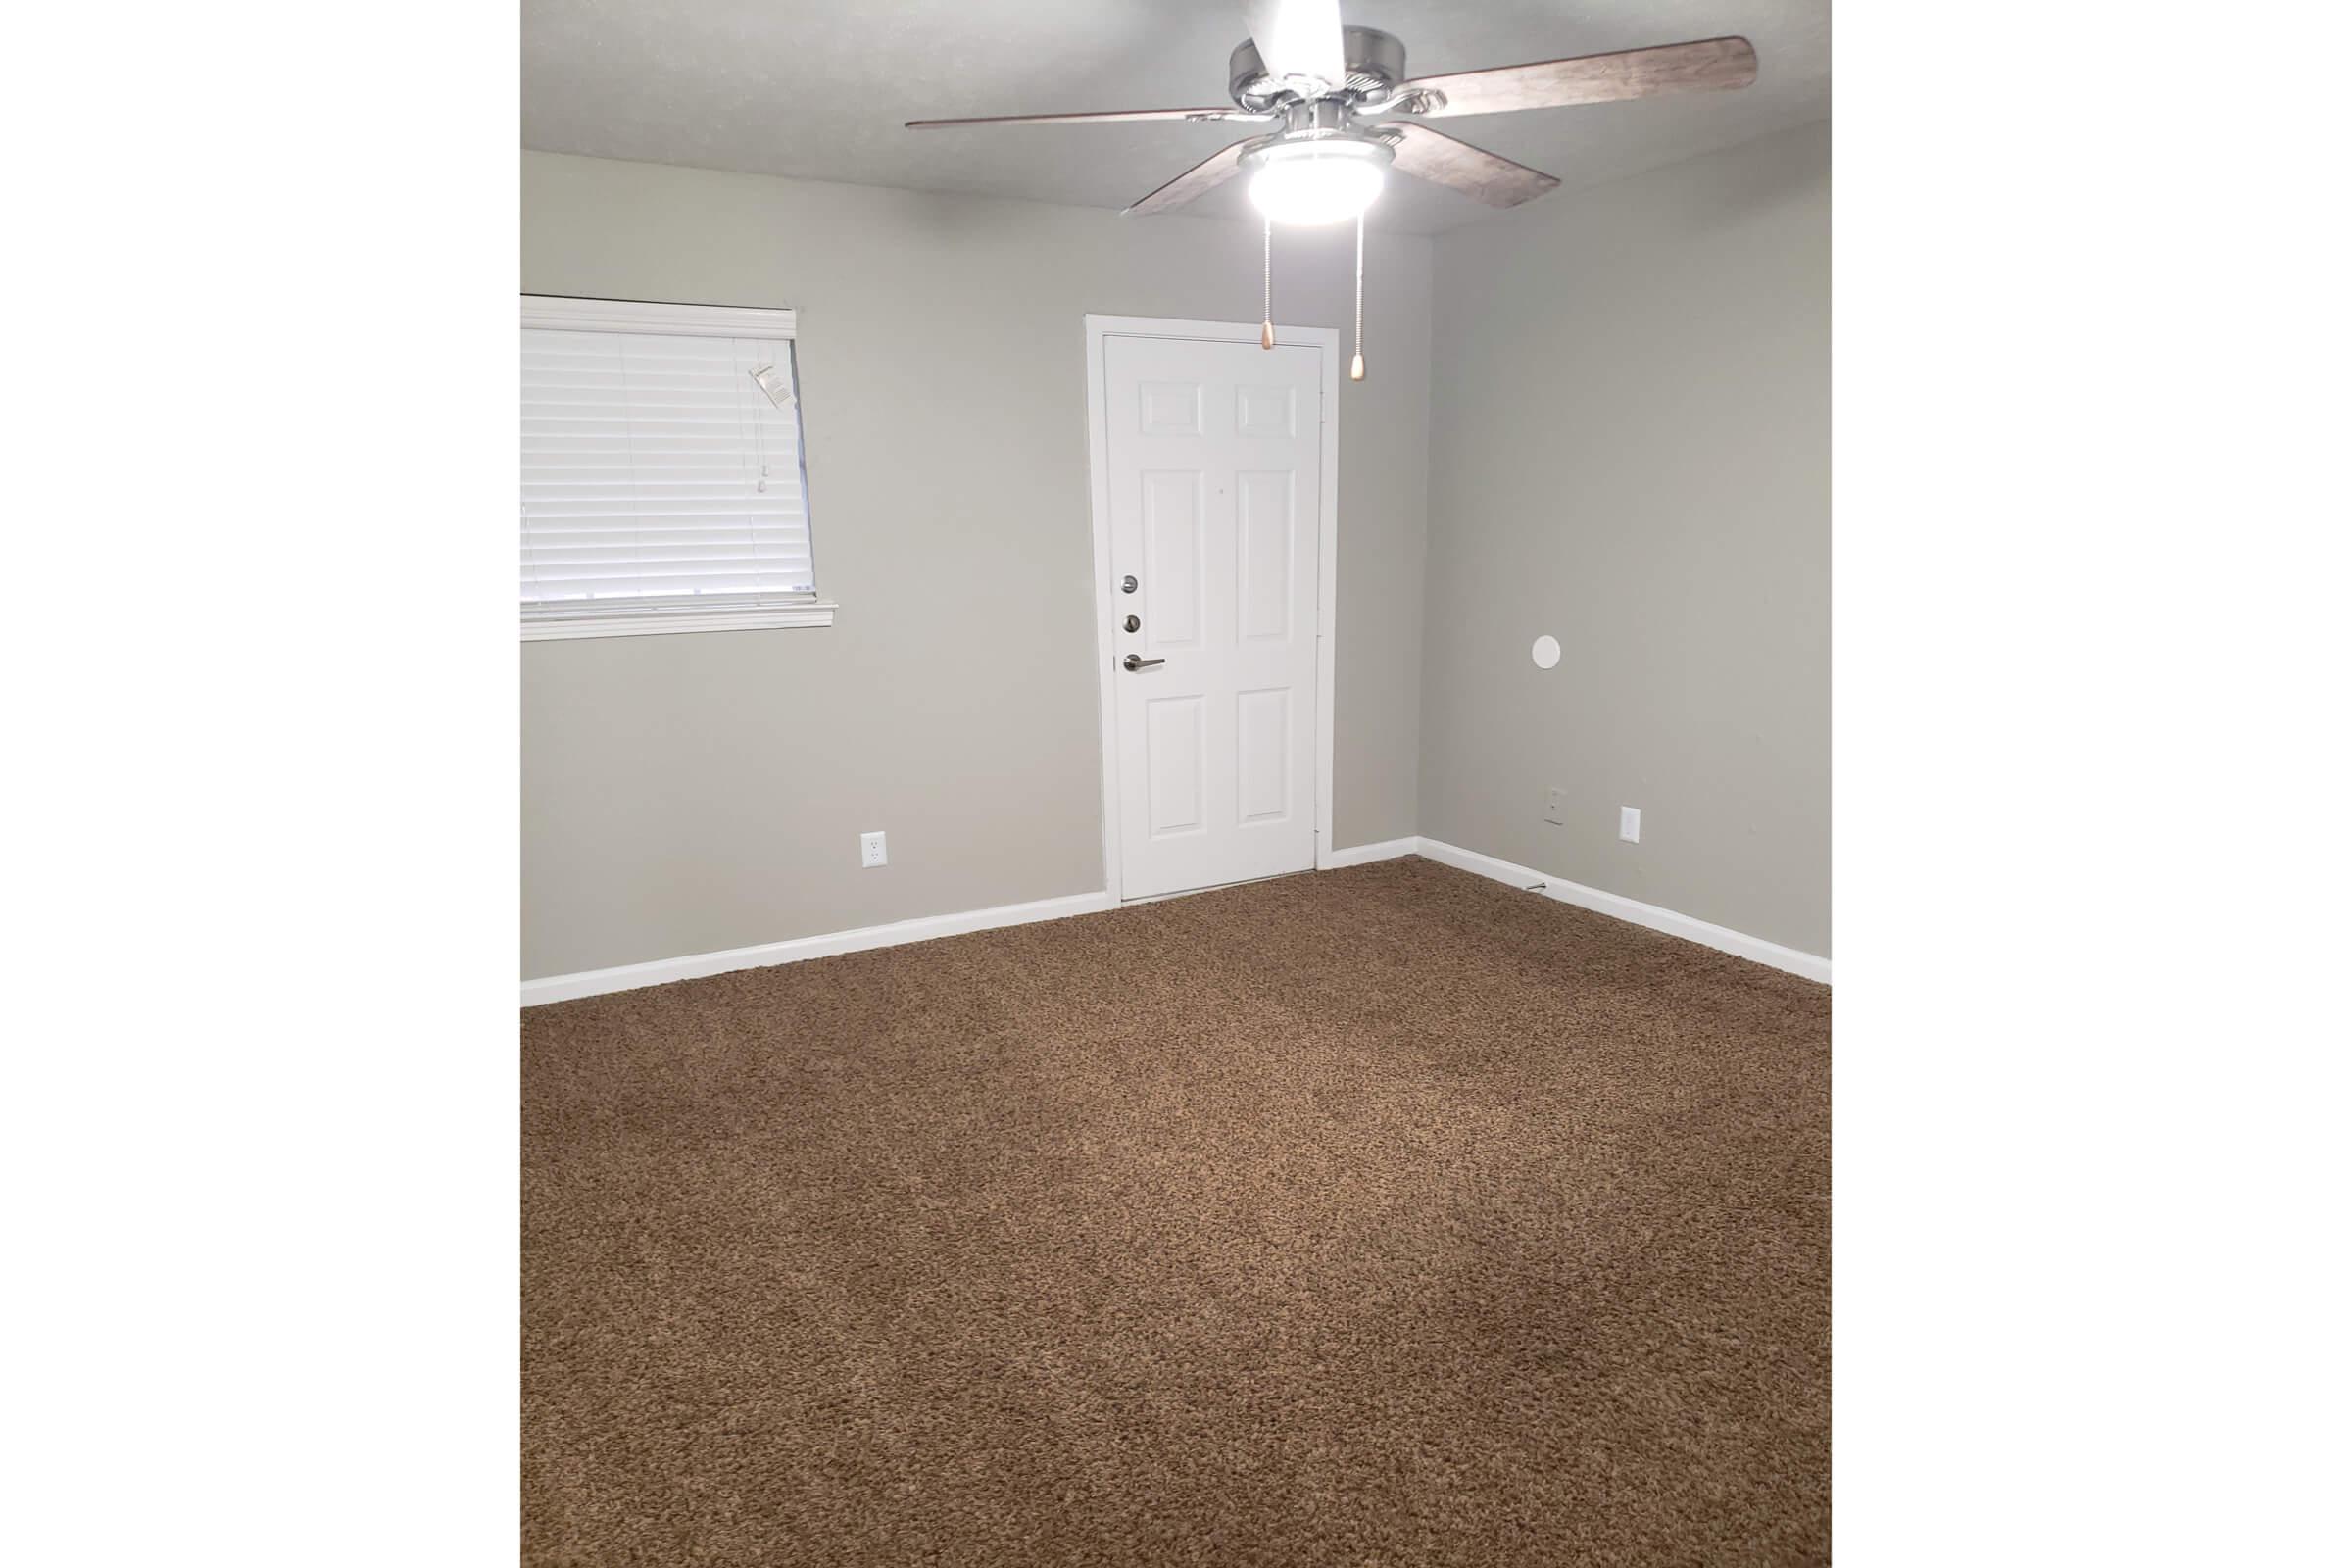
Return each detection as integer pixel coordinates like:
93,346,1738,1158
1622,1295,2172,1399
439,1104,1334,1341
1247,139,1389,226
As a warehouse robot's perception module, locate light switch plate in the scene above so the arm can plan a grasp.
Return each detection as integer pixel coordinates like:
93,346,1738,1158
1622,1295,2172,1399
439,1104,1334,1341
1544,787,1567,825
1619,807,1641,844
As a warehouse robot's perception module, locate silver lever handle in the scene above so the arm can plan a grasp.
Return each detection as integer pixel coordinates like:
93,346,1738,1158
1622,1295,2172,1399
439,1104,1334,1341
1122,654,1165,671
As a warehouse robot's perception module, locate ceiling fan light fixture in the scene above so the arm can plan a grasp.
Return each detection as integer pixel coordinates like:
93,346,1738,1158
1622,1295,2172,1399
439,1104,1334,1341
1246,137,1390,226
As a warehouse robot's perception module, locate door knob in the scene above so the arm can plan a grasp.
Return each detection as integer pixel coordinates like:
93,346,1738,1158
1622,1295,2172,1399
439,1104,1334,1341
1123,654,1165,671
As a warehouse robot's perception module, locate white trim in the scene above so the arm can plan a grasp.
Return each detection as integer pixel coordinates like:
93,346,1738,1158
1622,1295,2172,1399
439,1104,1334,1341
1081,313,1342,904
1320,836,1420,869
1083,319,1122,901
521,602,837,641
1311,329,1340,875
519,838,1827,1005
521,889,1115,1006
1409,838,1832,984
519,294,796,338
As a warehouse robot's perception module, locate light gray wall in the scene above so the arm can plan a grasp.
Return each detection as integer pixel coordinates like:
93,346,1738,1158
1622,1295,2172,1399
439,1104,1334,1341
1418,122,1830,956
522,152,1431,979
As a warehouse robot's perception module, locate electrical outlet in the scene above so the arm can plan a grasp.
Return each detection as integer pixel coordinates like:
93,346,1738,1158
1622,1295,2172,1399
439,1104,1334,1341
1544,787,1567,825
859,830,888,868
1619,807,1642,844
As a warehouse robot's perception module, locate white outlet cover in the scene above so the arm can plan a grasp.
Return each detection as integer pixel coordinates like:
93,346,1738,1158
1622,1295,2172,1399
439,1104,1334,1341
859,830,887,867
1531,635,1561,670
1619,807,1642,843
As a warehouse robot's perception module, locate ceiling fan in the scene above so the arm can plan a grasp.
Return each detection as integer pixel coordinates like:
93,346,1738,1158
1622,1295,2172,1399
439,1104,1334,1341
906,0,1759,223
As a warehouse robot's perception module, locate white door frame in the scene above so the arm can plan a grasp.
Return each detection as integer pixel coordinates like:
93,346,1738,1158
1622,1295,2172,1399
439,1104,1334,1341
1083,313,1340,904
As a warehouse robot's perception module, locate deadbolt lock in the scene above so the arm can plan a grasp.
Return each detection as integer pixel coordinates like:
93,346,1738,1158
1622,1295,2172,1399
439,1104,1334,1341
1123,614,1140,633
1120,574,1138,593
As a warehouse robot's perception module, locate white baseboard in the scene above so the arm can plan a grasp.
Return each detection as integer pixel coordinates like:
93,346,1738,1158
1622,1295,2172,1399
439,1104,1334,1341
1410,838,1832,984
521,889,1117,1006
1319,836,1421,869
524,838,1827,1005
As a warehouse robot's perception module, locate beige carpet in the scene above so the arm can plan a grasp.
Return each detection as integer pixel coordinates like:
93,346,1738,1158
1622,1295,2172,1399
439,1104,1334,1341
523,857,1831,1565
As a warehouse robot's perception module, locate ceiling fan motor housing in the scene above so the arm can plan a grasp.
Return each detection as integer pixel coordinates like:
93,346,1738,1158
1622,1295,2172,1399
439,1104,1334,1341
1229,25,1406,110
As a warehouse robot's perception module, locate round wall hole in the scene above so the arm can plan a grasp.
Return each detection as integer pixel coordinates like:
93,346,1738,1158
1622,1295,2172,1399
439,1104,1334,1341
1531,635,1561,670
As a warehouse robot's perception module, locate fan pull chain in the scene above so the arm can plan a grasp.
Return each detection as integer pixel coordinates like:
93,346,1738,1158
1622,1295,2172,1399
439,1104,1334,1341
1260,218,1276,350
1350,214,1366,381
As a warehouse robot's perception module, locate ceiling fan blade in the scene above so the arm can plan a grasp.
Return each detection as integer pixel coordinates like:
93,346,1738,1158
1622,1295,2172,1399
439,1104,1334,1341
1402,36,1757,118
1246,0,1348,92
1124,139,1257,216
1385,123,1560,208
907,106,1263,129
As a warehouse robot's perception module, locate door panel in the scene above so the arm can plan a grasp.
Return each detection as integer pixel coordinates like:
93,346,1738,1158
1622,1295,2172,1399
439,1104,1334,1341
1237,470,1296,642
1104,333,1320,900
1236,688,1292,823
1145,696,1205,837
1142,471,1203,651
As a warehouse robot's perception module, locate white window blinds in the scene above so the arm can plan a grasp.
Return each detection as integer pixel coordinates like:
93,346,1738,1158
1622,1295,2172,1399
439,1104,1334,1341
520,297,819,636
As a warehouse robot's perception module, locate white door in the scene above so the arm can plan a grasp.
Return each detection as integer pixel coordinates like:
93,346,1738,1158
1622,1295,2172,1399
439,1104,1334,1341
1103,332,1323,900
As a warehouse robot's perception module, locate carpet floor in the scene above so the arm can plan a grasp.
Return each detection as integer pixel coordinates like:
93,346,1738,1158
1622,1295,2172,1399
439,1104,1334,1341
523,857,1831,1566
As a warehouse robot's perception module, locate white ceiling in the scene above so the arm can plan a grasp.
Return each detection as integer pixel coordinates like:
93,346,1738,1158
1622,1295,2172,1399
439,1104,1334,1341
521,1,1831,234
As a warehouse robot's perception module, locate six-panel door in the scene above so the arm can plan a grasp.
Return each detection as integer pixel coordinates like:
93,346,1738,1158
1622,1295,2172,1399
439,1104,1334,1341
1105,334,1321,900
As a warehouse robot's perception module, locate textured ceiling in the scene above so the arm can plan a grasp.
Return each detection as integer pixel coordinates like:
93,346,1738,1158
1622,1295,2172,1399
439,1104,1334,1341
521,1,1830,234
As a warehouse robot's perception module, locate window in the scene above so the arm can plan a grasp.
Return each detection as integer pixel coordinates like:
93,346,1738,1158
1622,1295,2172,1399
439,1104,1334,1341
520,295,828,638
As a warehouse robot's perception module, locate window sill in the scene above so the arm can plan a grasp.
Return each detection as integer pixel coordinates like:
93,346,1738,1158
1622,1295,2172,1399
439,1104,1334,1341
521,603,837,641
